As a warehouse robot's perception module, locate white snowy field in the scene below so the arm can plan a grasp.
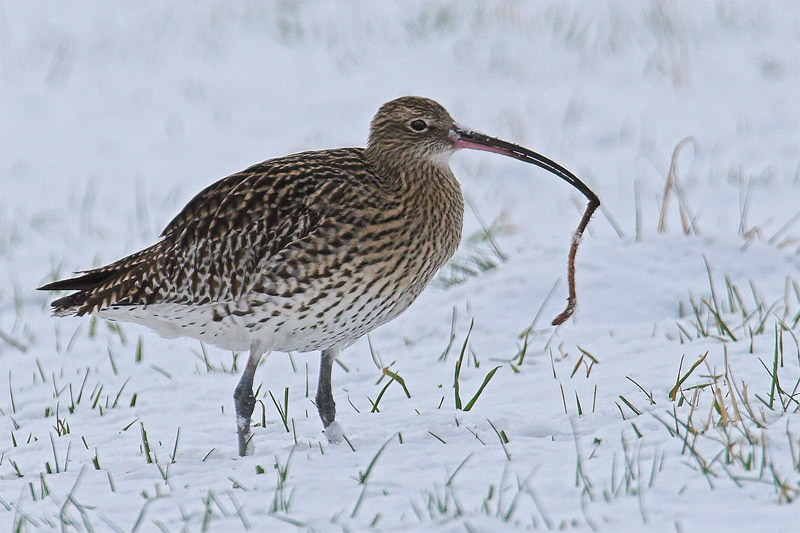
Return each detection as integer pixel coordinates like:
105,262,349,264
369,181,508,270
2,1,800,531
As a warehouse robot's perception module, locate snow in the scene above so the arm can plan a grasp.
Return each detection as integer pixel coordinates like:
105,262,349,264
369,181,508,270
1,1,799,531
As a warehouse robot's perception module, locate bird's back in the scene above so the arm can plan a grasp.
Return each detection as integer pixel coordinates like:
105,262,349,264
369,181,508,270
42,146,463,352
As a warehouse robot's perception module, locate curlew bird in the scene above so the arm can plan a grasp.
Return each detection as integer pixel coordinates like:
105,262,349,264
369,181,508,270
39,96,599,456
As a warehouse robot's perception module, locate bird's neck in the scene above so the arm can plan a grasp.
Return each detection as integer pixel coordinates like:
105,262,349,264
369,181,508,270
370,148,464,251
363,146,464,289
366,146,456,194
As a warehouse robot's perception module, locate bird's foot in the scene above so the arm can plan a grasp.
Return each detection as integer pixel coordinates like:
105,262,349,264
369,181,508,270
234,383,256,457
236,415,254,456
323,421,344,444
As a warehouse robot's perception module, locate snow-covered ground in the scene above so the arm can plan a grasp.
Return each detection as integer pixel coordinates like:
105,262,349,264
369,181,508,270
2,1,799,531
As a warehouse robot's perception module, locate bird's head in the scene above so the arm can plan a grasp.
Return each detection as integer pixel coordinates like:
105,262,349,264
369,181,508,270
367,96,458,168
366,96,598,205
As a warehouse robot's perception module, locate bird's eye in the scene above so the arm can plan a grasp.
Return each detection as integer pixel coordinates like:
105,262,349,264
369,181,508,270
409,119,428,132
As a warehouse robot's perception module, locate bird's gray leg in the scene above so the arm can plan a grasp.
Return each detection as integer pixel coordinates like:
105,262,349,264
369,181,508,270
315,346,342,443
234,347,264,456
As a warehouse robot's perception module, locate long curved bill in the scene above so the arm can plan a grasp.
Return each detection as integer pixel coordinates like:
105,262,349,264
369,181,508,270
449,127,600,206
449,126,601,326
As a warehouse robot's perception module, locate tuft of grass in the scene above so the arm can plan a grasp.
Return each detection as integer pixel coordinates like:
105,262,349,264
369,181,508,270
617,396,643,417
675,268,795,348
412,455,472,523
169,428,180,464
599,434,663,526
487,419,511,461
669,351,709,402
428,431,446,444
369,362,412,413
478,464,524,523
434,249,505,289
52,405,70,436
434,211,509,289
8,371,16,414
438,307,458,362
140,422,153,464
453,319,474,410
463,367,501,412
754,324,799,413
626,377,655,405
91,448,101,470
269,387,290,433
452,324,501,412
134,336,144,363
654,334,800,503
381,367,411,398
352,434,395,517
571,347,599,378
271,448,295,514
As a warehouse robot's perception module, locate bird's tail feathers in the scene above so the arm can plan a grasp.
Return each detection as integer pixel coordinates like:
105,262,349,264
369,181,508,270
38,269,119,317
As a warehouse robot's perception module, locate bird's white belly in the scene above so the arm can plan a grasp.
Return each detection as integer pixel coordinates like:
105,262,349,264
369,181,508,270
98,304,253,351
96,276,417,353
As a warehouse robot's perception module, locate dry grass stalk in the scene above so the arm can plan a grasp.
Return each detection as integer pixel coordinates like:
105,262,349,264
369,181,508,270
658,136,697,235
